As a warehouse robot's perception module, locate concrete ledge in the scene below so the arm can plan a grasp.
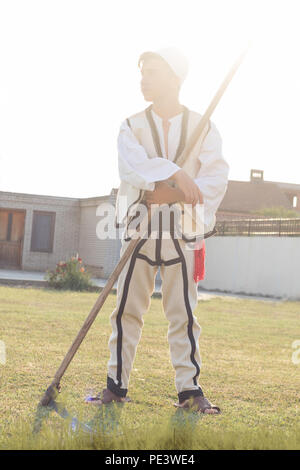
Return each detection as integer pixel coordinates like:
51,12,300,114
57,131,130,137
0,279,50,288
0,269,285,301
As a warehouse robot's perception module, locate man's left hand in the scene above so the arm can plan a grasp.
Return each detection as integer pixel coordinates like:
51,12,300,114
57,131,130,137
145,181,184,206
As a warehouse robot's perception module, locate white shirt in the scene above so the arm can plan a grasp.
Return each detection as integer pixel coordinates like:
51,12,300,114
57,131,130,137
151,109,183,159
117,109,229,231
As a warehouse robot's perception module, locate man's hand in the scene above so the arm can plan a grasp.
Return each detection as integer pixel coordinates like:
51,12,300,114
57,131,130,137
169,169,203,206
144,181,182,207
144,171,204,208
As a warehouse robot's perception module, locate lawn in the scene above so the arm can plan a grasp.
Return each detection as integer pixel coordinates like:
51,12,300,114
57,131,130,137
0,285,299,450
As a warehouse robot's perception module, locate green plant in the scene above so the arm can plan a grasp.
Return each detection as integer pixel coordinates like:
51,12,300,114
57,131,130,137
45,255,94,291
252,206,300,218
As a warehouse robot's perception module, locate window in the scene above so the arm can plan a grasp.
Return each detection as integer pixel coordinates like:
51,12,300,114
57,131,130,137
0,210,25,242
293,196,298,208
0,211,9,241
30,211,56,253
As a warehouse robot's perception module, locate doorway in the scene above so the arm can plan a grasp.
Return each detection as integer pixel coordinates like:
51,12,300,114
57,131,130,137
0,209,26,268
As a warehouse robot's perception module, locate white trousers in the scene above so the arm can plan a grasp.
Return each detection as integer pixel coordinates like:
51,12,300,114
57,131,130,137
106,231,204,403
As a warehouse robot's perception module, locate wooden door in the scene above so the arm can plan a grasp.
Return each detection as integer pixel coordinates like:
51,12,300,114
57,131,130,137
0,209,25,268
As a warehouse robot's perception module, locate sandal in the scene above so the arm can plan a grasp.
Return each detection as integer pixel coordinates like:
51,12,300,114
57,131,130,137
174,395,221,414
85,388,131,405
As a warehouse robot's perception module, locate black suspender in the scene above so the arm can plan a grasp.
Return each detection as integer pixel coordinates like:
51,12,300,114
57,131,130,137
174,106,189,164
126,108,210,168
145,105,163,157
144,105,189,164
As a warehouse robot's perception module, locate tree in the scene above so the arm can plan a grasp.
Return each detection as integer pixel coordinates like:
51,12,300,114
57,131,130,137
252,206,300,218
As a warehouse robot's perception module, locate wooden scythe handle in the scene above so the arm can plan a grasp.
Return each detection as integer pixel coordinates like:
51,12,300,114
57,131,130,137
39,211,151,406
176,48,248,168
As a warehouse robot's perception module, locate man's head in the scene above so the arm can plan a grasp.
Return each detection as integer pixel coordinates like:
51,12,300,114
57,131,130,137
138,47,188,102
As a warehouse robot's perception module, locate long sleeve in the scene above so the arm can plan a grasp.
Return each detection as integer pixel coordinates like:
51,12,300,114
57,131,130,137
118,120,180,191
194,122,229,228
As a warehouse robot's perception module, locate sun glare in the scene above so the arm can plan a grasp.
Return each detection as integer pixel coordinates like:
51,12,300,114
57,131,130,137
0,0,299,196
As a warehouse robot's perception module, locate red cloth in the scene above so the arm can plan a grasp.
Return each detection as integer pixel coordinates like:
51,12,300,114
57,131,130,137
193,240,205,283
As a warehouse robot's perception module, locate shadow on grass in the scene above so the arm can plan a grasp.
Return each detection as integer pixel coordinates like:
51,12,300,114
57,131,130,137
3,401,299,450
170,408,201,428
33,399,125,436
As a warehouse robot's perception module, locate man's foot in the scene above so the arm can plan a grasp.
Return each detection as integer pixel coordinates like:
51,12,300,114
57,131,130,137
174,395,221,414
85,388,131,406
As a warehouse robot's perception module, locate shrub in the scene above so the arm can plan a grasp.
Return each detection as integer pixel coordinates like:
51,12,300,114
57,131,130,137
253,206,300,218
46,255,94,291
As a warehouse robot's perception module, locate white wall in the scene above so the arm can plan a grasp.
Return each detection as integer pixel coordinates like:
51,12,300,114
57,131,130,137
200,236,300,300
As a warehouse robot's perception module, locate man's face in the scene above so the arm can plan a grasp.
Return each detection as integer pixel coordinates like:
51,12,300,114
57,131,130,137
140,57,178,102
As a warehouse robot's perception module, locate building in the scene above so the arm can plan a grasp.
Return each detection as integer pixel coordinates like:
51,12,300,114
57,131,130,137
1,169,299,277
217,169,300,220
0,190,121,277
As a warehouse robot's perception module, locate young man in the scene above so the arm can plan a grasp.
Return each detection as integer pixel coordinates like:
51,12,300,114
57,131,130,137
93,48,229,413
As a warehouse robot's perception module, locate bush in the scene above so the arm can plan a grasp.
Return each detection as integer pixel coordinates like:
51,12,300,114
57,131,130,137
46,255,94,291
253,206,300,218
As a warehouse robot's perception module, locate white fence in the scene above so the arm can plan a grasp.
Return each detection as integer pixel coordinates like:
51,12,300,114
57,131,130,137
200,236,300,300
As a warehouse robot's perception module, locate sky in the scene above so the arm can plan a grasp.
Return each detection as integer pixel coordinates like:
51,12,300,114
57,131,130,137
0,0,299,199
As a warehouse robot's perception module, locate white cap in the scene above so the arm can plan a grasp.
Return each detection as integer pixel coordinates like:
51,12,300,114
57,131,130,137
139,47,189,85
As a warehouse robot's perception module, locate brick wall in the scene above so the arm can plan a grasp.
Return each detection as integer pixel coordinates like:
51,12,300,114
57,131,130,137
0,190,122,277
0,191,80,272
78,194,121,278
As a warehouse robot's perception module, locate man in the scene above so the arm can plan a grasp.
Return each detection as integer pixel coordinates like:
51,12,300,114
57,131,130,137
91,48,229,413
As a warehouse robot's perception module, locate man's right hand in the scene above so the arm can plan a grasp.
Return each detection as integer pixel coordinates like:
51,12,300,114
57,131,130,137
169,169,203,207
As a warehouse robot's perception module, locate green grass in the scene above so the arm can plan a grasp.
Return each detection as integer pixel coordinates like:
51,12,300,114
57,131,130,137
0,285,299,449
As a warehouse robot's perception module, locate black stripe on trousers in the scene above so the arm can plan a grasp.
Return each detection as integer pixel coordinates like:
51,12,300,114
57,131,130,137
136,253,182,266
172,238,201,388
111,237,148,394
